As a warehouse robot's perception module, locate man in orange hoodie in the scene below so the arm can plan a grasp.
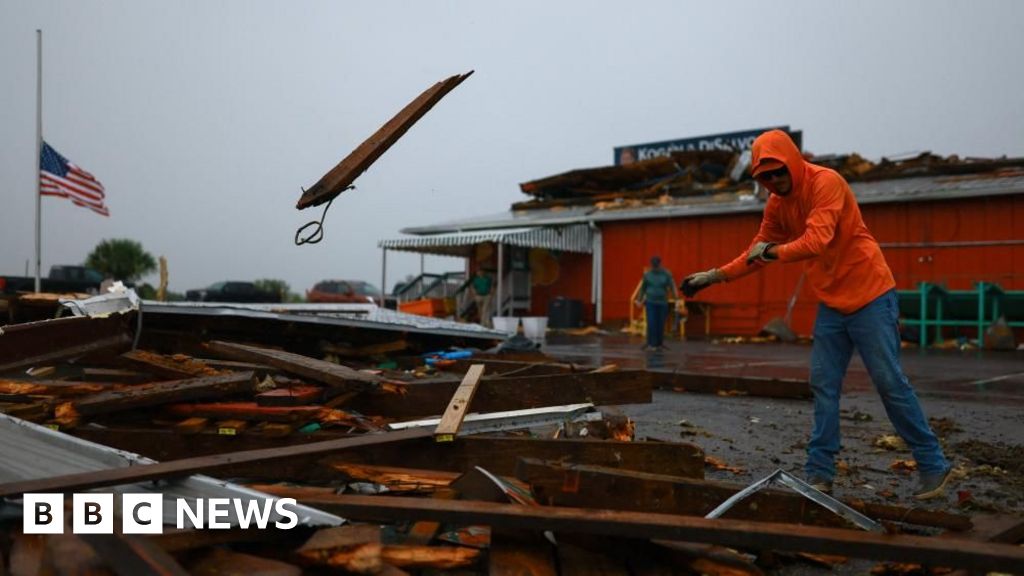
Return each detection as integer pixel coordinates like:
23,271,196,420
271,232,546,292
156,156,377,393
682,130,954,500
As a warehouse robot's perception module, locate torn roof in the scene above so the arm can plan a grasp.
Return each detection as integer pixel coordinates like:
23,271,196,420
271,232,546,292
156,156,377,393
400,164,1024,235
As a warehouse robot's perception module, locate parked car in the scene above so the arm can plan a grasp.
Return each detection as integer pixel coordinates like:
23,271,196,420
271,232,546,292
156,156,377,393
185,281,281,303
306,279,381,305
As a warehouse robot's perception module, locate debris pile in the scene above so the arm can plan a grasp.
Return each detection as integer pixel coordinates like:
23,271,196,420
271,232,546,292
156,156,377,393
0,294,1022,574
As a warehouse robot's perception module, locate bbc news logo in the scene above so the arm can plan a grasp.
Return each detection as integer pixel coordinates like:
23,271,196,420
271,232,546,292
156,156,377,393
23,494,299,534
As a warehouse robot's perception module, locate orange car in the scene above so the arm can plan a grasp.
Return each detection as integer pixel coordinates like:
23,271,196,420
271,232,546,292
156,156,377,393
306,279,381,305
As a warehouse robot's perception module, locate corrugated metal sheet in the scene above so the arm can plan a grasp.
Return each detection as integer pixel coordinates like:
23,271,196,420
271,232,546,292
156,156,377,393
0,413,343,527
379,224,594,256
399,172,1024,235
143,301,508,340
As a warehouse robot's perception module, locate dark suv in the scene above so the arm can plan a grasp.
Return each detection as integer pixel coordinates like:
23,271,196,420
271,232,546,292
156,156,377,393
306,280,381,305
185,281,281,303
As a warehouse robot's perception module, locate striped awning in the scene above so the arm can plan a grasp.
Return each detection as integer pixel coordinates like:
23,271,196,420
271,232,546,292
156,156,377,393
378,224,593,257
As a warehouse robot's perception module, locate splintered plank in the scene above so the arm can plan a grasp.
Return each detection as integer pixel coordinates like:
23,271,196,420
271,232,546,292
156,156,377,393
434,364,485,441
0,427,434,498
0,379,108,396
350,370,652,419
121,349,222,379
56,371,255,422
515,458,972,532
205,341,390,392
295,71,473,210
328,463,459,493
296,524,382,569
0,314,134,374
290,495,1024,573
652,371,810,399
325,436,704,478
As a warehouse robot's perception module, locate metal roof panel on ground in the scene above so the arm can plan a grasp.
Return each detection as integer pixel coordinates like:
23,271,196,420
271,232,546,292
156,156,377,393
0,413,343,527
143,301,508,341
398,171,1024,235
378,224,594,256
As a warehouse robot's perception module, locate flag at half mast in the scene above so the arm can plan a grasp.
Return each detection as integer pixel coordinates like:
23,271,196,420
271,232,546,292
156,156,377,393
40,141,109,216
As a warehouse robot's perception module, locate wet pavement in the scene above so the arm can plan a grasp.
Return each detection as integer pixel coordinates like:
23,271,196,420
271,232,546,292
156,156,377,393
542,332,1024,404
540,332,1024,522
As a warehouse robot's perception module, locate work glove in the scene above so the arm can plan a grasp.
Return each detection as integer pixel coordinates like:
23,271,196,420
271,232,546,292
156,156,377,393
680,269,725,298
746,241,778,265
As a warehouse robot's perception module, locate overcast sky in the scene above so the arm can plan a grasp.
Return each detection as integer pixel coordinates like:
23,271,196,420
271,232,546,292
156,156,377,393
2,1,1022,295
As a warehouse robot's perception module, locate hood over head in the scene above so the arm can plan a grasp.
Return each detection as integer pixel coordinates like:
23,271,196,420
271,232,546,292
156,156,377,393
750,130,806,193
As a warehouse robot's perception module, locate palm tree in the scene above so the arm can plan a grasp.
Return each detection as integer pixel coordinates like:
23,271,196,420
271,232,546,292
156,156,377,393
85,239,157,283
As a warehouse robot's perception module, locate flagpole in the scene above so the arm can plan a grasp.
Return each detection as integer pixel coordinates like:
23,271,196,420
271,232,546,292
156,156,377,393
34,29,43,293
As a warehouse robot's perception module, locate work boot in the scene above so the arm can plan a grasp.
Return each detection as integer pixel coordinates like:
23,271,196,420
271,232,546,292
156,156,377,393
913,467,957,501
806,476,833,494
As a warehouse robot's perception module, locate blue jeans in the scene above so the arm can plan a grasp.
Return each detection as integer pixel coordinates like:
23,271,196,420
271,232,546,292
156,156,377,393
806,290,948,480
645,302,668,347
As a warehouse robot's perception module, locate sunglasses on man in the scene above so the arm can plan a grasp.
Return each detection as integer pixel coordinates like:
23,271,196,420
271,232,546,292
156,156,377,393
755,166,788,182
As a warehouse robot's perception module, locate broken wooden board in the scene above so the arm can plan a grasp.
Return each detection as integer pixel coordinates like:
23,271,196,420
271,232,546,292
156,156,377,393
0,427,434,498
295,495,1024,573
652,371,810,399
349,370,652,419
205,340,391,392
121,349,221,379
55,371,256,423
515,458,973,532
0,314,135,374
434,364,485,441
296,71,473,210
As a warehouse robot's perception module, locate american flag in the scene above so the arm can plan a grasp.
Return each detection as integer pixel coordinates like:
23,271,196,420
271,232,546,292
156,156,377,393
40,141,109,217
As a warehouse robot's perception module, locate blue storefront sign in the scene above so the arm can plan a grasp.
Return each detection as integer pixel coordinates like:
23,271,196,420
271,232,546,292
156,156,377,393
614,126,802,165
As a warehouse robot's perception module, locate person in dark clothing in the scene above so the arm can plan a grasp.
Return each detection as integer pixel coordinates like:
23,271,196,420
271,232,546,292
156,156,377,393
635,256,677,350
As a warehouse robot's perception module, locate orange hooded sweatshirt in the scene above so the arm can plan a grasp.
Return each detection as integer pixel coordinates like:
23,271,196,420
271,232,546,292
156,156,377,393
718,130,895,314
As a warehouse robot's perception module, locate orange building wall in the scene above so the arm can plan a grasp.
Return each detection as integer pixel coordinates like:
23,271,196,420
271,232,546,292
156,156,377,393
597,194,1024,336
529,251,594,323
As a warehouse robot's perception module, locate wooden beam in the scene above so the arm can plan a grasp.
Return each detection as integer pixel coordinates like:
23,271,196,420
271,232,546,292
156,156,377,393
434,364,485,441
67,428,705,481
290,495,1024,573
0,427,433,498
205,340,390,392
295,71,473,210
60,371,256,421
349,370,652,419
514,459,972,532
324,436,704,478
652,371,810,399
